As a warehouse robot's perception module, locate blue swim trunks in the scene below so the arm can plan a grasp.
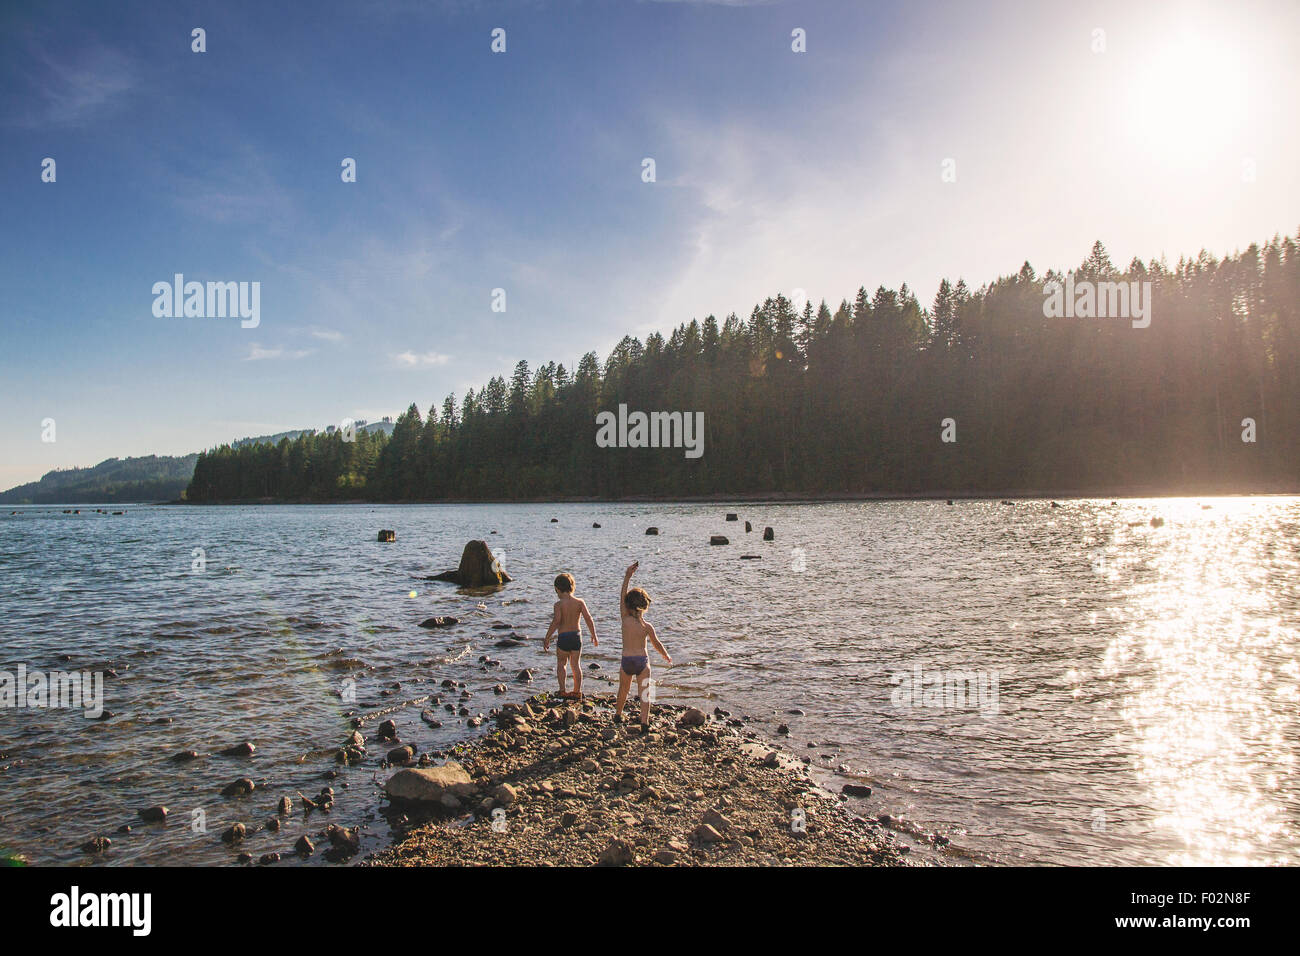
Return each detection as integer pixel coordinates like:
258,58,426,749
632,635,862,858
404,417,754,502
556,631,581,652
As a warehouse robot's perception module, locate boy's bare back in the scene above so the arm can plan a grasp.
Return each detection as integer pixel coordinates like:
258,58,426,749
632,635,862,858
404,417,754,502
554,594,589,634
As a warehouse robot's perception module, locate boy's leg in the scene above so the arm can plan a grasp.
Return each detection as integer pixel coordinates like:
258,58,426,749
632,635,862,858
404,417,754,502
555,650,568,696
615,670,632,717
637,668,652,727
570,650,582,696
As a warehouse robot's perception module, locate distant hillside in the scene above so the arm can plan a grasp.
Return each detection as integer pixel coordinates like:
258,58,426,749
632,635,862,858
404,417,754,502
0,455,199,504
1,419,398,503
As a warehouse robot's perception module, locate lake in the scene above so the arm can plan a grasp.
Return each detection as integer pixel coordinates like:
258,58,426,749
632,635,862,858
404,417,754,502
1,498,1296,865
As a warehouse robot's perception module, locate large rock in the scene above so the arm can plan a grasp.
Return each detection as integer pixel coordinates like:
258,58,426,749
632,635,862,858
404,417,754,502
429,540,512,588
385,763,476,804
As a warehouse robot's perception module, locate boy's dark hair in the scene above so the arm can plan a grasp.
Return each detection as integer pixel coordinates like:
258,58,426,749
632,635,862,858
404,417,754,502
554,573,575,593
624,587,650,614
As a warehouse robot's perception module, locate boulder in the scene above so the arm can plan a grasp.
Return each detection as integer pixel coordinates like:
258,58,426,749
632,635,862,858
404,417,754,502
592,522,602,528
645,527,659,535
377,529,396,542
725,513,738,521
842,784,873,798
762,527,774,541
429,540,512,588
217,741,256,757
138,806,168,823
221,823,246,844
745,521,752,532
384,763,476,803
709,535,729,545
493,783,519,805
294,835,315,856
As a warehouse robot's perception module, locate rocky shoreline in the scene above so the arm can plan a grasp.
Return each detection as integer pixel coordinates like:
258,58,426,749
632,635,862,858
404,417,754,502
364,693,914,867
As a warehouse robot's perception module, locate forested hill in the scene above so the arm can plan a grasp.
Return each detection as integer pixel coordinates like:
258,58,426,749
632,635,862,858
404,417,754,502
186,235,1300,502
0,455,199,504
1,422,397,504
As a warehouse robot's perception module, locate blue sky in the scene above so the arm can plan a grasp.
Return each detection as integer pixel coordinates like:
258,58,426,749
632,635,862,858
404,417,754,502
2,0,1298,487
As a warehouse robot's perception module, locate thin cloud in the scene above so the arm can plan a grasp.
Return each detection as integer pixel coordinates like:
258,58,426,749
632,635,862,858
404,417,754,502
4,40,136,128
245,344,313,361
393,350,451,367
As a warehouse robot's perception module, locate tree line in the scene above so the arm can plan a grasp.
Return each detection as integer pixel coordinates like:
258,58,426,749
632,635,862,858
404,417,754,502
186,233,1300,501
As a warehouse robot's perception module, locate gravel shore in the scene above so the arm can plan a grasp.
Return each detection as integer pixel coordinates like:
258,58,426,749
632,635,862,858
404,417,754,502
365,693,913,867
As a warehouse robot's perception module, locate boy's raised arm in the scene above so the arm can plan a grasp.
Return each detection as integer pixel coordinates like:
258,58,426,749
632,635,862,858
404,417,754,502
620,561,637,613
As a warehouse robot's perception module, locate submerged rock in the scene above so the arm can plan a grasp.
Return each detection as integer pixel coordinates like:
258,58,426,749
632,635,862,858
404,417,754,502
377,529,396,542
217,741,256,758
221,778,255,798
80,836,111,854
419,616,460,628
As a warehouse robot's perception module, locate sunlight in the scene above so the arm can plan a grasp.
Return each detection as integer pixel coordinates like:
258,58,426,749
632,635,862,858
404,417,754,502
1123,26,1252,172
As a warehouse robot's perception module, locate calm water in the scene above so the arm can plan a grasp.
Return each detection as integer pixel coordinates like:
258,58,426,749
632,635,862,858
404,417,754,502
1,499,1297,866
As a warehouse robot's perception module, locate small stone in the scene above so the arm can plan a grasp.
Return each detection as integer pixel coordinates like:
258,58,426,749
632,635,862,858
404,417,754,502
138,805,168,823
693,823,723,844
295,835,315,856
678,707,707,728
217,741,256,757
841,784,872,798
598,838,635,866
80,836,111,854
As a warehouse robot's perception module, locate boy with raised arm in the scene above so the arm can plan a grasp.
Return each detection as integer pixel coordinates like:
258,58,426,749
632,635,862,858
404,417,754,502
615,561,671,731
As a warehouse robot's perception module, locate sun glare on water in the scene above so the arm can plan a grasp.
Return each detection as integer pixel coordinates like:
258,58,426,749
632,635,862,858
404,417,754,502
1102,499,1298,864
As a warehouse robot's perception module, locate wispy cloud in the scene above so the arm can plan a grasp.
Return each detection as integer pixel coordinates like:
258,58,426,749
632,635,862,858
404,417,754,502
310,328,344,342
393,350,451,367
4,39,136,128
245,344,313,361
